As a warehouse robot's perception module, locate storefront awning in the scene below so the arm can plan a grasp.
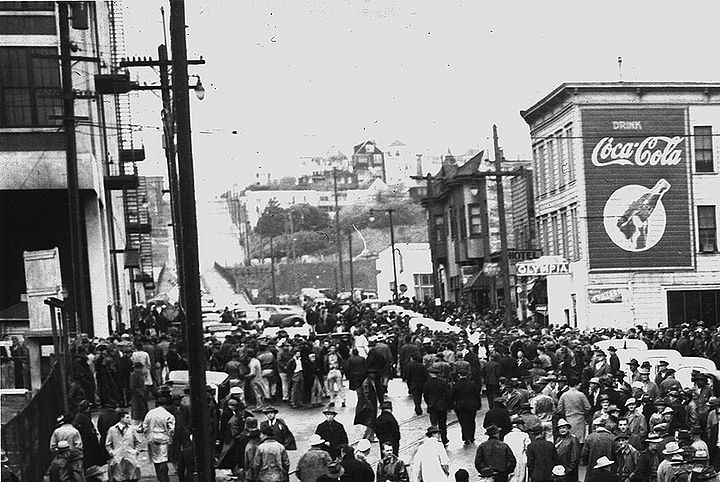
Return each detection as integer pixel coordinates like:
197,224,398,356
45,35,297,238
462,272,491,291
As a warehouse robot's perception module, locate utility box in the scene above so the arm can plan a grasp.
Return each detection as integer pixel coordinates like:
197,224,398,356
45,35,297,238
23,248,64,332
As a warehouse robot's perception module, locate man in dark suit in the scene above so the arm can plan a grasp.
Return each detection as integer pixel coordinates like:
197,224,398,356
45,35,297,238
406,355,428,415
484,398,513,441
424,365,450,444
475,425,516,482
374,401,400,456
315,404,348,460
451,364,482,444
527,425,558,482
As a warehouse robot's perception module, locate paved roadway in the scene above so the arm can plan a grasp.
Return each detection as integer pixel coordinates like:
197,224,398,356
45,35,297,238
97,378,484,480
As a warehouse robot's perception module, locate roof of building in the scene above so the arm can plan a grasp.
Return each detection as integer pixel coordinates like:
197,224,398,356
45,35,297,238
521,81,720,124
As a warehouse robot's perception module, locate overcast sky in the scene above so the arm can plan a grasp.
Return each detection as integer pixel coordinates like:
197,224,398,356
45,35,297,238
123,0,720,199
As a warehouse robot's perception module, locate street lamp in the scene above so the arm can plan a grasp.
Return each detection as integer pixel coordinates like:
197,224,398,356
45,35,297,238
190,74,205,100
370,208,399,303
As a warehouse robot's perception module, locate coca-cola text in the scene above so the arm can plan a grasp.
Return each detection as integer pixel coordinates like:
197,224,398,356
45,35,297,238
591,136,684,167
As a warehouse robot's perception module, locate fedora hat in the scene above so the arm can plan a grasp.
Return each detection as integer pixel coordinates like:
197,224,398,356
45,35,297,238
662,441,683,455
485,425,501,436
557,418,572,428
670,454,685,465
593,456,614,469
645,434,663,443
323,404,338,415
356,439,372,452
262,406,279,414
694,449,710,461
552,465,566,476
326,461,345,478
308,434,326,446
478,467,497,477
425,425,441,437
624,397,637,407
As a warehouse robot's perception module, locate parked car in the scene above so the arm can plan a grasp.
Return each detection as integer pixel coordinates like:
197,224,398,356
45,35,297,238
167,370,229,402
263,315,310,338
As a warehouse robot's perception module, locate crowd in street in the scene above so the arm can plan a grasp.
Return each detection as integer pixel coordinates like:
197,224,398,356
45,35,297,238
38,296,720,481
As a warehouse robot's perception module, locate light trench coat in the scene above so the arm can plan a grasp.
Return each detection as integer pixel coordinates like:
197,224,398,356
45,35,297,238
105,422,142,481
505,427,531,482
410,437,449,482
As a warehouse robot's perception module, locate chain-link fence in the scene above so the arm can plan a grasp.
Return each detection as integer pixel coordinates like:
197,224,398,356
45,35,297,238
1,362,63,481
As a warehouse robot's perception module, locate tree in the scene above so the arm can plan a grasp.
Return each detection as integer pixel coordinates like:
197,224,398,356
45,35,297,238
255,199,286,238
289,204,331,232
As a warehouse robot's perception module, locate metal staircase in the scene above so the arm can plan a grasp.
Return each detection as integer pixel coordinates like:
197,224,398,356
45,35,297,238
108,0,154,291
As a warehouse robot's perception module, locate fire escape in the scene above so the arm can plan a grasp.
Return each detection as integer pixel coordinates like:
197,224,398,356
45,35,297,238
104,0,154,294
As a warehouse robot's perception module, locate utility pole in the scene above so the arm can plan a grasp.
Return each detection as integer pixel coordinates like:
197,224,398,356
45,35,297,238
158,43,185,308
59,2,88,335
270,236,277,301
493,124,513,327
332,168,344,292
388,209,399,303
348,227,354,296
169,1,213,480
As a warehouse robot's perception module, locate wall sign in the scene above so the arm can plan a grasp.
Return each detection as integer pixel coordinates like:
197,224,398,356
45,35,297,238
588,288,626,304
582,108,692,270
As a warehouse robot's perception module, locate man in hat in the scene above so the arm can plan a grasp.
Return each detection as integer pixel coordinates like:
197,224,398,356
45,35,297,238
475,425,516,482
375,401,401,456
635,433,663,481
48,440,85,482
588,456,619,482
355,370,379,441
411,426,449,482
315,404,348,460
607,346,620,375
50,412,83,453
253,425,290,482
657,442,685,482
583,418,615,480
318,461,345,482
555,419,581,482
558,379,591,444
339,444,374,482
527,424,558,482
72,399,104,469
615,433,639,481
627,359,640,382
260,407,296,451
142,395,176,482
637,366,660,402
451,362,483,444
505,415,530,482
424,364,450,445
484,397,513,440
242,418,262,481
296,434,332,482
375,441,409,482
655,360,671,387
406,354,427,415
624,398,648,450
707,396,720,471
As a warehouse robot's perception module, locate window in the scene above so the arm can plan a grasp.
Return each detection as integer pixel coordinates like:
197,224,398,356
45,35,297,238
413,273,434,300
550,214,559,255
694,126,715,173
468,204,483,235
449,207,457,240
570,205,580,260
459,205,467,239
0,47,62,127
372,153,383,166
698,206,717,252
537,144,546,195
560,210,568,259
541,217,549,254
565,125,576,182
547,137,557,192
434,214,446,243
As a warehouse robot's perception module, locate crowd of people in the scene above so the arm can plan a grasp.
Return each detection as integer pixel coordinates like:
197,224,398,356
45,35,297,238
38,296,720,481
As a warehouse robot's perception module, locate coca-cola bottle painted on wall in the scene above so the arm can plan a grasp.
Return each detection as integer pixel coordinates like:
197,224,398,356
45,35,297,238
616,178,670,250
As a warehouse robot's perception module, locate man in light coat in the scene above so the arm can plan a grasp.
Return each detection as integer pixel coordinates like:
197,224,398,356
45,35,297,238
253,426,290,482
411,426,449,482
142,395,175,482
557,379,591,444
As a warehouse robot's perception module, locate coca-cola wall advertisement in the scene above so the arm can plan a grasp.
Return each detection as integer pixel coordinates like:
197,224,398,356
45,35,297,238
582,108,692,270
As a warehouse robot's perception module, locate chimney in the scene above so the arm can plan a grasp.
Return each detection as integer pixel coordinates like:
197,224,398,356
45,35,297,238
416,154,423,176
